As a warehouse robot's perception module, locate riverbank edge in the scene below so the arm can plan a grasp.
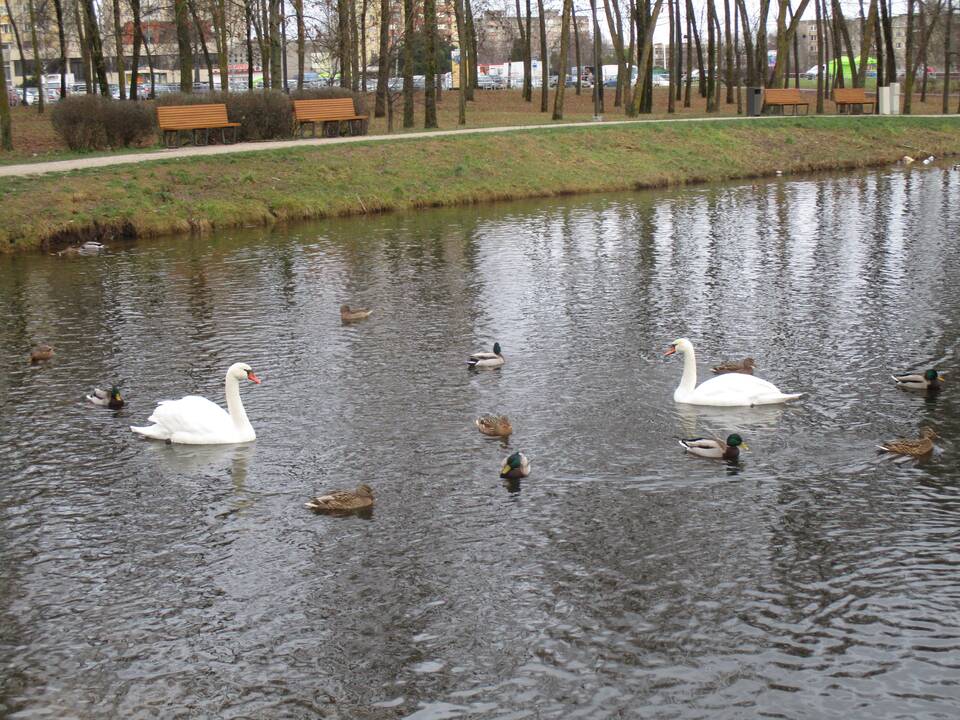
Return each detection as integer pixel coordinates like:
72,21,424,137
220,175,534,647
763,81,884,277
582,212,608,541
2,115,959,253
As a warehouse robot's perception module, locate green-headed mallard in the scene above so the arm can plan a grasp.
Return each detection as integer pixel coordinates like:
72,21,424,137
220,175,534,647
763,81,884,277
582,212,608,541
711,358,756,375
468,342,504,369
87,385,124,409
500,451,530,479
892,368,944,393
305,484,374,513
679,433,747,460
476,414,513,437
877,427,939,457
29,345,54,363
340,304,373,323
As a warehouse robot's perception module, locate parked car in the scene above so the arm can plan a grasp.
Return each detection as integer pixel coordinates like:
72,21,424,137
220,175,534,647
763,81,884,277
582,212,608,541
476,74,501,89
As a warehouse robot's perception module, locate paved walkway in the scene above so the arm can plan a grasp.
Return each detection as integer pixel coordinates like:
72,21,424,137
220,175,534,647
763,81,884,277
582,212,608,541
1,113,956,178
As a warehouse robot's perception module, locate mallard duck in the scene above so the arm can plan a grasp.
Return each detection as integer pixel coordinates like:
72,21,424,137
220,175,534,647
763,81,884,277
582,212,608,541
468,342,504,369
305,484,374,513
500,451,531,479
679,433,747,460
711,358,756,375
892,368,944,393
29,344,54,363
877,427,939,457
340,304,372,323
86,386,124,409
475,414,513,437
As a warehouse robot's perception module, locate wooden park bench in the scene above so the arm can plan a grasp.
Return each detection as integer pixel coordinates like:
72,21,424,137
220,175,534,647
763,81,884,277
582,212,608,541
833,87,876,114
293,98,368,138
157,104,240,148
762,88,810,115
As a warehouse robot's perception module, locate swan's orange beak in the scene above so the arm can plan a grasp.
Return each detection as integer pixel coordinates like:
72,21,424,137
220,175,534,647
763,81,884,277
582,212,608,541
247,371,262,384
664,345,677,356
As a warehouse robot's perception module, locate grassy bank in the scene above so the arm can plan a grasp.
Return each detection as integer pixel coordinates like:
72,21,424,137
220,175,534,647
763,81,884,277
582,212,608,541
2,115,959,253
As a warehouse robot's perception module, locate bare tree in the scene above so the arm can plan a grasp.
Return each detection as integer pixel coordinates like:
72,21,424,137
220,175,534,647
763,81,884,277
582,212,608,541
453,0,468,123
537,0,547,111
403,0,414,127
425,0,438,127
629,0,664,114
129,0,144,99
80,0,110,95
174,0,194,92
111,0,127,98
4,0,28,102
51,0,67,99
944,0,953,113
0,38,11,149
553,0,572,118
375,0,390,116
27,0,44,112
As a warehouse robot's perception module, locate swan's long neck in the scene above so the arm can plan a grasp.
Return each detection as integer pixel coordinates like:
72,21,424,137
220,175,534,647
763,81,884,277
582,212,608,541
224,373,250,428
678,347,698,396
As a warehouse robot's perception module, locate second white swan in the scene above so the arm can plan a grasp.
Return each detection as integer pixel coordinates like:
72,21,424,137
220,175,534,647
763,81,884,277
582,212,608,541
131,362,261,444
665,338,802,407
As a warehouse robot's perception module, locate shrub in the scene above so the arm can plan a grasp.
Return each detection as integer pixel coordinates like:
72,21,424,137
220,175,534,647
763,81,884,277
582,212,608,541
51,95,155,151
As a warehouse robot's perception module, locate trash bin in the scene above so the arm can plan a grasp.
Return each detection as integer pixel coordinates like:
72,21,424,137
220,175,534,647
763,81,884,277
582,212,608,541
746,87,763,117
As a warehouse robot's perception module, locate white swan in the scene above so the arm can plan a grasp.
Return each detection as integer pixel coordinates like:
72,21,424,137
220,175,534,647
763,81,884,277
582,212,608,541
665,338,802,407
131,362,261,444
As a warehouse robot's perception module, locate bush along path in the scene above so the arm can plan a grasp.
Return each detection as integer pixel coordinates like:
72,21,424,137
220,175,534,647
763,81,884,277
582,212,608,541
1,114,959,253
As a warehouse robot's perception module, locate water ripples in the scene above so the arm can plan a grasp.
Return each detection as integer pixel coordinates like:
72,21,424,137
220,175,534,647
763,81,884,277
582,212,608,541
1,165,959,718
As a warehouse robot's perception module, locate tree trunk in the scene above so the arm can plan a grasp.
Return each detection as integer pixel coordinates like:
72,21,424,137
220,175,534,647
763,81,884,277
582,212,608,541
603,0,626,107
878,0,896,84
832,0,858,86
27,0,45,112
688,0,706,95
919,6,928,102
453,0,467,123
772,0,812,87
5,0,28,102
51,0,67,99
130,0,143,100
857,0,878,87
873,3,884,86
288,0,303,90
81,0,110,96
706,0,716,110
538,0,548,111
350,0,360,91
736,0,754,85
174,0,193,92
403,0,414,127
553,0,572,119
424,0,438,128
188,0,215,91
270,0,282,89
754,0,771,86
723,0,734,102
792,1,800,88
360,0,368,93
72,0,92,94
112,0,126,98
815,0,825,111
525,0,533,101
573,3,582,95
590,0,603,114
465,0,478,95
944,0,953,114
246,2,254,89
734,0,742,112
668,0,675,112
0,37,11,149
629,0,664,114
375,0,390,116
904,0,916,112
684,4,692,106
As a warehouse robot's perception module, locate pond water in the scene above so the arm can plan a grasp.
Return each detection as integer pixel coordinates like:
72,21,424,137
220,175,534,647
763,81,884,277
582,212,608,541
1,165,959,719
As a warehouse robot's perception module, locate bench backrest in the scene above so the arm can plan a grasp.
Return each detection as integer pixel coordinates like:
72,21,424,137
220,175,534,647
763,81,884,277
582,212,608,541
293,98,359,120
764,88,806,104
832,87,869,103
157,104,230,129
